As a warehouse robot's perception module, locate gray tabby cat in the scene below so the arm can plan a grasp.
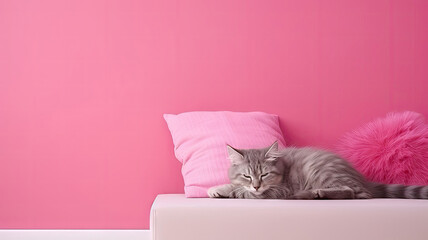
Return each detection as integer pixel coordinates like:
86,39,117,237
208,141,428,199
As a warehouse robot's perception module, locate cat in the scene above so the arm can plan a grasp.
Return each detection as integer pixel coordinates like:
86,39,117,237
208,141,428,199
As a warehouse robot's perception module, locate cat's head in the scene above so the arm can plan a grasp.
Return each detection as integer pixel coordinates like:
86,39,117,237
227,141,284,195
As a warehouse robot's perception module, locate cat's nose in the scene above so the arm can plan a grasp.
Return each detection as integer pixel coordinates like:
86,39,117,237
254,186,260,191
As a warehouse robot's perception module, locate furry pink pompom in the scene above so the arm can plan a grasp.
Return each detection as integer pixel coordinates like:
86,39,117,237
336,111,428,185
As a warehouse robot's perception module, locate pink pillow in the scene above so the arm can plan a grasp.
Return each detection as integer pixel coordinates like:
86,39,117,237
336,111,428,185
164,111,286,197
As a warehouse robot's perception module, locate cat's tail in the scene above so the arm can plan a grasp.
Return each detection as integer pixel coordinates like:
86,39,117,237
370,183,428,199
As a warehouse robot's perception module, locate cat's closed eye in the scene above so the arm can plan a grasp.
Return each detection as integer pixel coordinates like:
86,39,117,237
243,174,252,179
260,173,269,179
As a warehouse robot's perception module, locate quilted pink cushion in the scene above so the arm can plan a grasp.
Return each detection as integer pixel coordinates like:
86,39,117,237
164,111,286,197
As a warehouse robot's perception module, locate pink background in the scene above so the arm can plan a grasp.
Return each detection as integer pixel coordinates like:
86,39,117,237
1,0,427,229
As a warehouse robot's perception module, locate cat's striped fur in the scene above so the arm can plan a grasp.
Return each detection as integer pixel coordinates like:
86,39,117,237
207,141,428,199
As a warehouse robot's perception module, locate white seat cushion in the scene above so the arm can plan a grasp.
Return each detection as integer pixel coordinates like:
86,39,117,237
151,194,428,240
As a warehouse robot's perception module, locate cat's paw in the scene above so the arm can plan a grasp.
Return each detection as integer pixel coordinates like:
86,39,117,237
312,189,323,199
291,190,318,199
207,186,227,198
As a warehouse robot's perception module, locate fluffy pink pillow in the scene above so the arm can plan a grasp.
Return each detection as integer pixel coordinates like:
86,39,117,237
336,111,428,185
164,111,286,197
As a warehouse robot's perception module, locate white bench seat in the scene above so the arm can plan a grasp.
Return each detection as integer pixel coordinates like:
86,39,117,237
150,194,428,240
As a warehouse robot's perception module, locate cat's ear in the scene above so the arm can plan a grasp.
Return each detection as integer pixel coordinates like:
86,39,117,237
265,141,278,156
264,141,279,161
227,145,244,165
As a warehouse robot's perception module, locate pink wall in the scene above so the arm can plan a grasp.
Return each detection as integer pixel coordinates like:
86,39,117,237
1,0,428,229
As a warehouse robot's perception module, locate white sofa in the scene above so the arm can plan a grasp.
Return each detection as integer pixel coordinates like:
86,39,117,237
150,194,428,240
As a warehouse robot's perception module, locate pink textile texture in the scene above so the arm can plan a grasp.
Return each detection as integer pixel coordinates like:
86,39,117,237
336,112,428,185
164,111,286,197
